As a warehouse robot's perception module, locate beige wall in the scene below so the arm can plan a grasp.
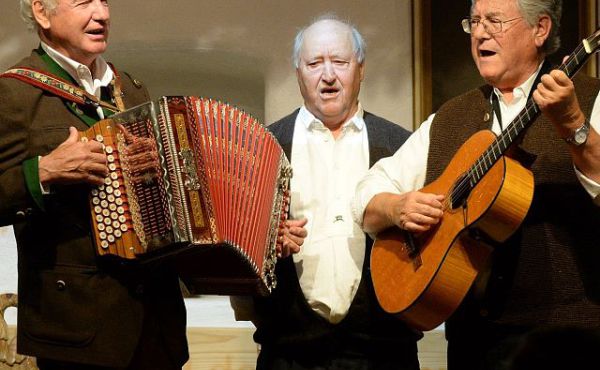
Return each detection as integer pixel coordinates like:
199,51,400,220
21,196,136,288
0,0,415,331
0,0,414,127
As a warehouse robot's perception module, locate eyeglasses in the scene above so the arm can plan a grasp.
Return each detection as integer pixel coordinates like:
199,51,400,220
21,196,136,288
461,16,522,35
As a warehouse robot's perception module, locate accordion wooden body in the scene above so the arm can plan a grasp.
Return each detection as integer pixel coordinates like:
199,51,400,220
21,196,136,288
80,96,292,296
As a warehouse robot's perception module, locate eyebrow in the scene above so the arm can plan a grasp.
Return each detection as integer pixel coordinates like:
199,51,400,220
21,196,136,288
472,11,504,18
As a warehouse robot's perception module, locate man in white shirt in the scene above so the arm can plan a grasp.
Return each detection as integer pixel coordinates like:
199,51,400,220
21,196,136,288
0,1,188,369
245,15,421,370
354,0,600,369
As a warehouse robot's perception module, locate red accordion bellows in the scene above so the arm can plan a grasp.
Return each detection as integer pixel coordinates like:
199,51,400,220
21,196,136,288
80,96,292,295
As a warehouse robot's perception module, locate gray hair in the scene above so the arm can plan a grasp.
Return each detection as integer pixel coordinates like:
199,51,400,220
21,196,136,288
471,0,562,55
20,0,59,31
292,14,366,68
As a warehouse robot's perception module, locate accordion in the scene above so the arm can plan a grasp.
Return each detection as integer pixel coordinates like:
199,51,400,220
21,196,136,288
80,96,292,296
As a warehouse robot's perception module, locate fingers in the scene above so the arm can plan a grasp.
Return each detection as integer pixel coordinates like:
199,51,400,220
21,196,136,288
61,126,81,146
534,69,585,129
276,218,308,258
39,130,109,186
394,192,445,233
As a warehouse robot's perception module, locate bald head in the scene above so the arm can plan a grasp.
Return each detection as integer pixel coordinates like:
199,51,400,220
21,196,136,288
292,16,366,68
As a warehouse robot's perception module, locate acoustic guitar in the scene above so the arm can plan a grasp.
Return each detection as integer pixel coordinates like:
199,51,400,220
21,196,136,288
370,29,600,331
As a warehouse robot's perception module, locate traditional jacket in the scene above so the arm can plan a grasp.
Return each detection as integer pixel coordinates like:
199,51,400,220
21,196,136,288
0,49,188,367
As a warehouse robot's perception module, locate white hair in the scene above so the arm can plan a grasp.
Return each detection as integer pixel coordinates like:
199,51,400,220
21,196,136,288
470,0,562,55
292,14,366,68
20,0,59,31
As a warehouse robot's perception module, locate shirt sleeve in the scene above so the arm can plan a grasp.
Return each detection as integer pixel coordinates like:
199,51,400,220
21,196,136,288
352,114,434,226
578,88,600,205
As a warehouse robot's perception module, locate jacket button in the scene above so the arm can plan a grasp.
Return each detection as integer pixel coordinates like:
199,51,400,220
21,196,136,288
483,112,491,122
135,284,144,296
15,210,26,219
56,280,66,291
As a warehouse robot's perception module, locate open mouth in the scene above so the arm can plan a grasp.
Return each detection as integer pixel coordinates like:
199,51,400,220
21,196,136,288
479,49,496,58
86,29,105,36
320,87,340,97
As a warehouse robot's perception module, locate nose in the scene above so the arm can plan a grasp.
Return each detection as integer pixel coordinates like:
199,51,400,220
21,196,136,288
471,20,490,39
321,61,336,83
92,0,110,22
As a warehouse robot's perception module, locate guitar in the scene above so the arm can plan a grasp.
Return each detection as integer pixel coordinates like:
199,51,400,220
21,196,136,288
370,29,600,331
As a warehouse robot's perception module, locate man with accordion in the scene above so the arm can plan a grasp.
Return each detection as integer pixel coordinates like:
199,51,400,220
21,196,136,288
0,1,188,369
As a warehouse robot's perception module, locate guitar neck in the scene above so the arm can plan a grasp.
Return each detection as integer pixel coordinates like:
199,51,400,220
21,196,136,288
468,41,593,185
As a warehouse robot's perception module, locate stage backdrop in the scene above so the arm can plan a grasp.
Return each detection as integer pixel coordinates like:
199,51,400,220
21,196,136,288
0,0,414,327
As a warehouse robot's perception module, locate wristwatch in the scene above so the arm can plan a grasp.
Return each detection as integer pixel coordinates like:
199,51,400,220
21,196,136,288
563,119,590,146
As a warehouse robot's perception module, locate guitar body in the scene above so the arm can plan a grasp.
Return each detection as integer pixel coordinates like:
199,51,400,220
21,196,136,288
371,130,534,331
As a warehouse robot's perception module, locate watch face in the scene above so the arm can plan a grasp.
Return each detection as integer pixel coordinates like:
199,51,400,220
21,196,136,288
574,128,588,145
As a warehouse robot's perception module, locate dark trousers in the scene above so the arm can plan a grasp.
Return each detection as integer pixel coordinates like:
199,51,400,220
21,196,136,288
37,305,184,370
257,342,420,370
446,321,530,370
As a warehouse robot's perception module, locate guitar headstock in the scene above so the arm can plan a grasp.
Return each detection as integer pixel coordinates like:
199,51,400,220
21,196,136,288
583,28,600,54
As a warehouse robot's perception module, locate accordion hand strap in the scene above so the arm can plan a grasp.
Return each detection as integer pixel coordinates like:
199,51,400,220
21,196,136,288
0,67,123,113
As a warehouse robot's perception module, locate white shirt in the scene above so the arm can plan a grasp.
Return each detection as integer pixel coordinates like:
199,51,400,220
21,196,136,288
290,105,369,323
41,42,113,119
353,67,600,225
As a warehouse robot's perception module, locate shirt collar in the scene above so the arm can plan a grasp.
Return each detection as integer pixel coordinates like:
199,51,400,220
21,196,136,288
492,62,544,103
298,103,365,132
40,41,113,87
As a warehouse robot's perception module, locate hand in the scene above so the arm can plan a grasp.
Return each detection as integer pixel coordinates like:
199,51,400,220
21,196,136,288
533,69,586,137
38,127,108,186
389,191,444,233
276,218,308,258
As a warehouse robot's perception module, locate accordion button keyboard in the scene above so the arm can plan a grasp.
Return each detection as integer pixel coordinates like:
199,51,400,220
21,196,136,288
106,186,113,194
95,215,103,223
112,181,120,188
107,235,115,243
105,146,114,154
118,215,126,223
120,224,128,232
92,197,100,205
109,203,117,212
91,189,99,196
114,230,122,238
106,226,114,234
109,163,117,171
99,231,107,240
107,194,115,203
102,209,110,217
103,218,111,226
94,206,102,214
100,240,109,249
115,198,123,206
103,177,112,185
110,212,118,220
114,190,122,197
107,154,115,163
110,172,118,180
97,223,105,231
112,220,120,229
95,135,104,143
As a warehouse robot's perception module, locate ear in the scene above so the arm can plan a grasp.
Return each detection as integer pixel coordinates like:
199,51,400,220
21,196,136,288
32,0,51,30
358,62,365,82
533,14,551,49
